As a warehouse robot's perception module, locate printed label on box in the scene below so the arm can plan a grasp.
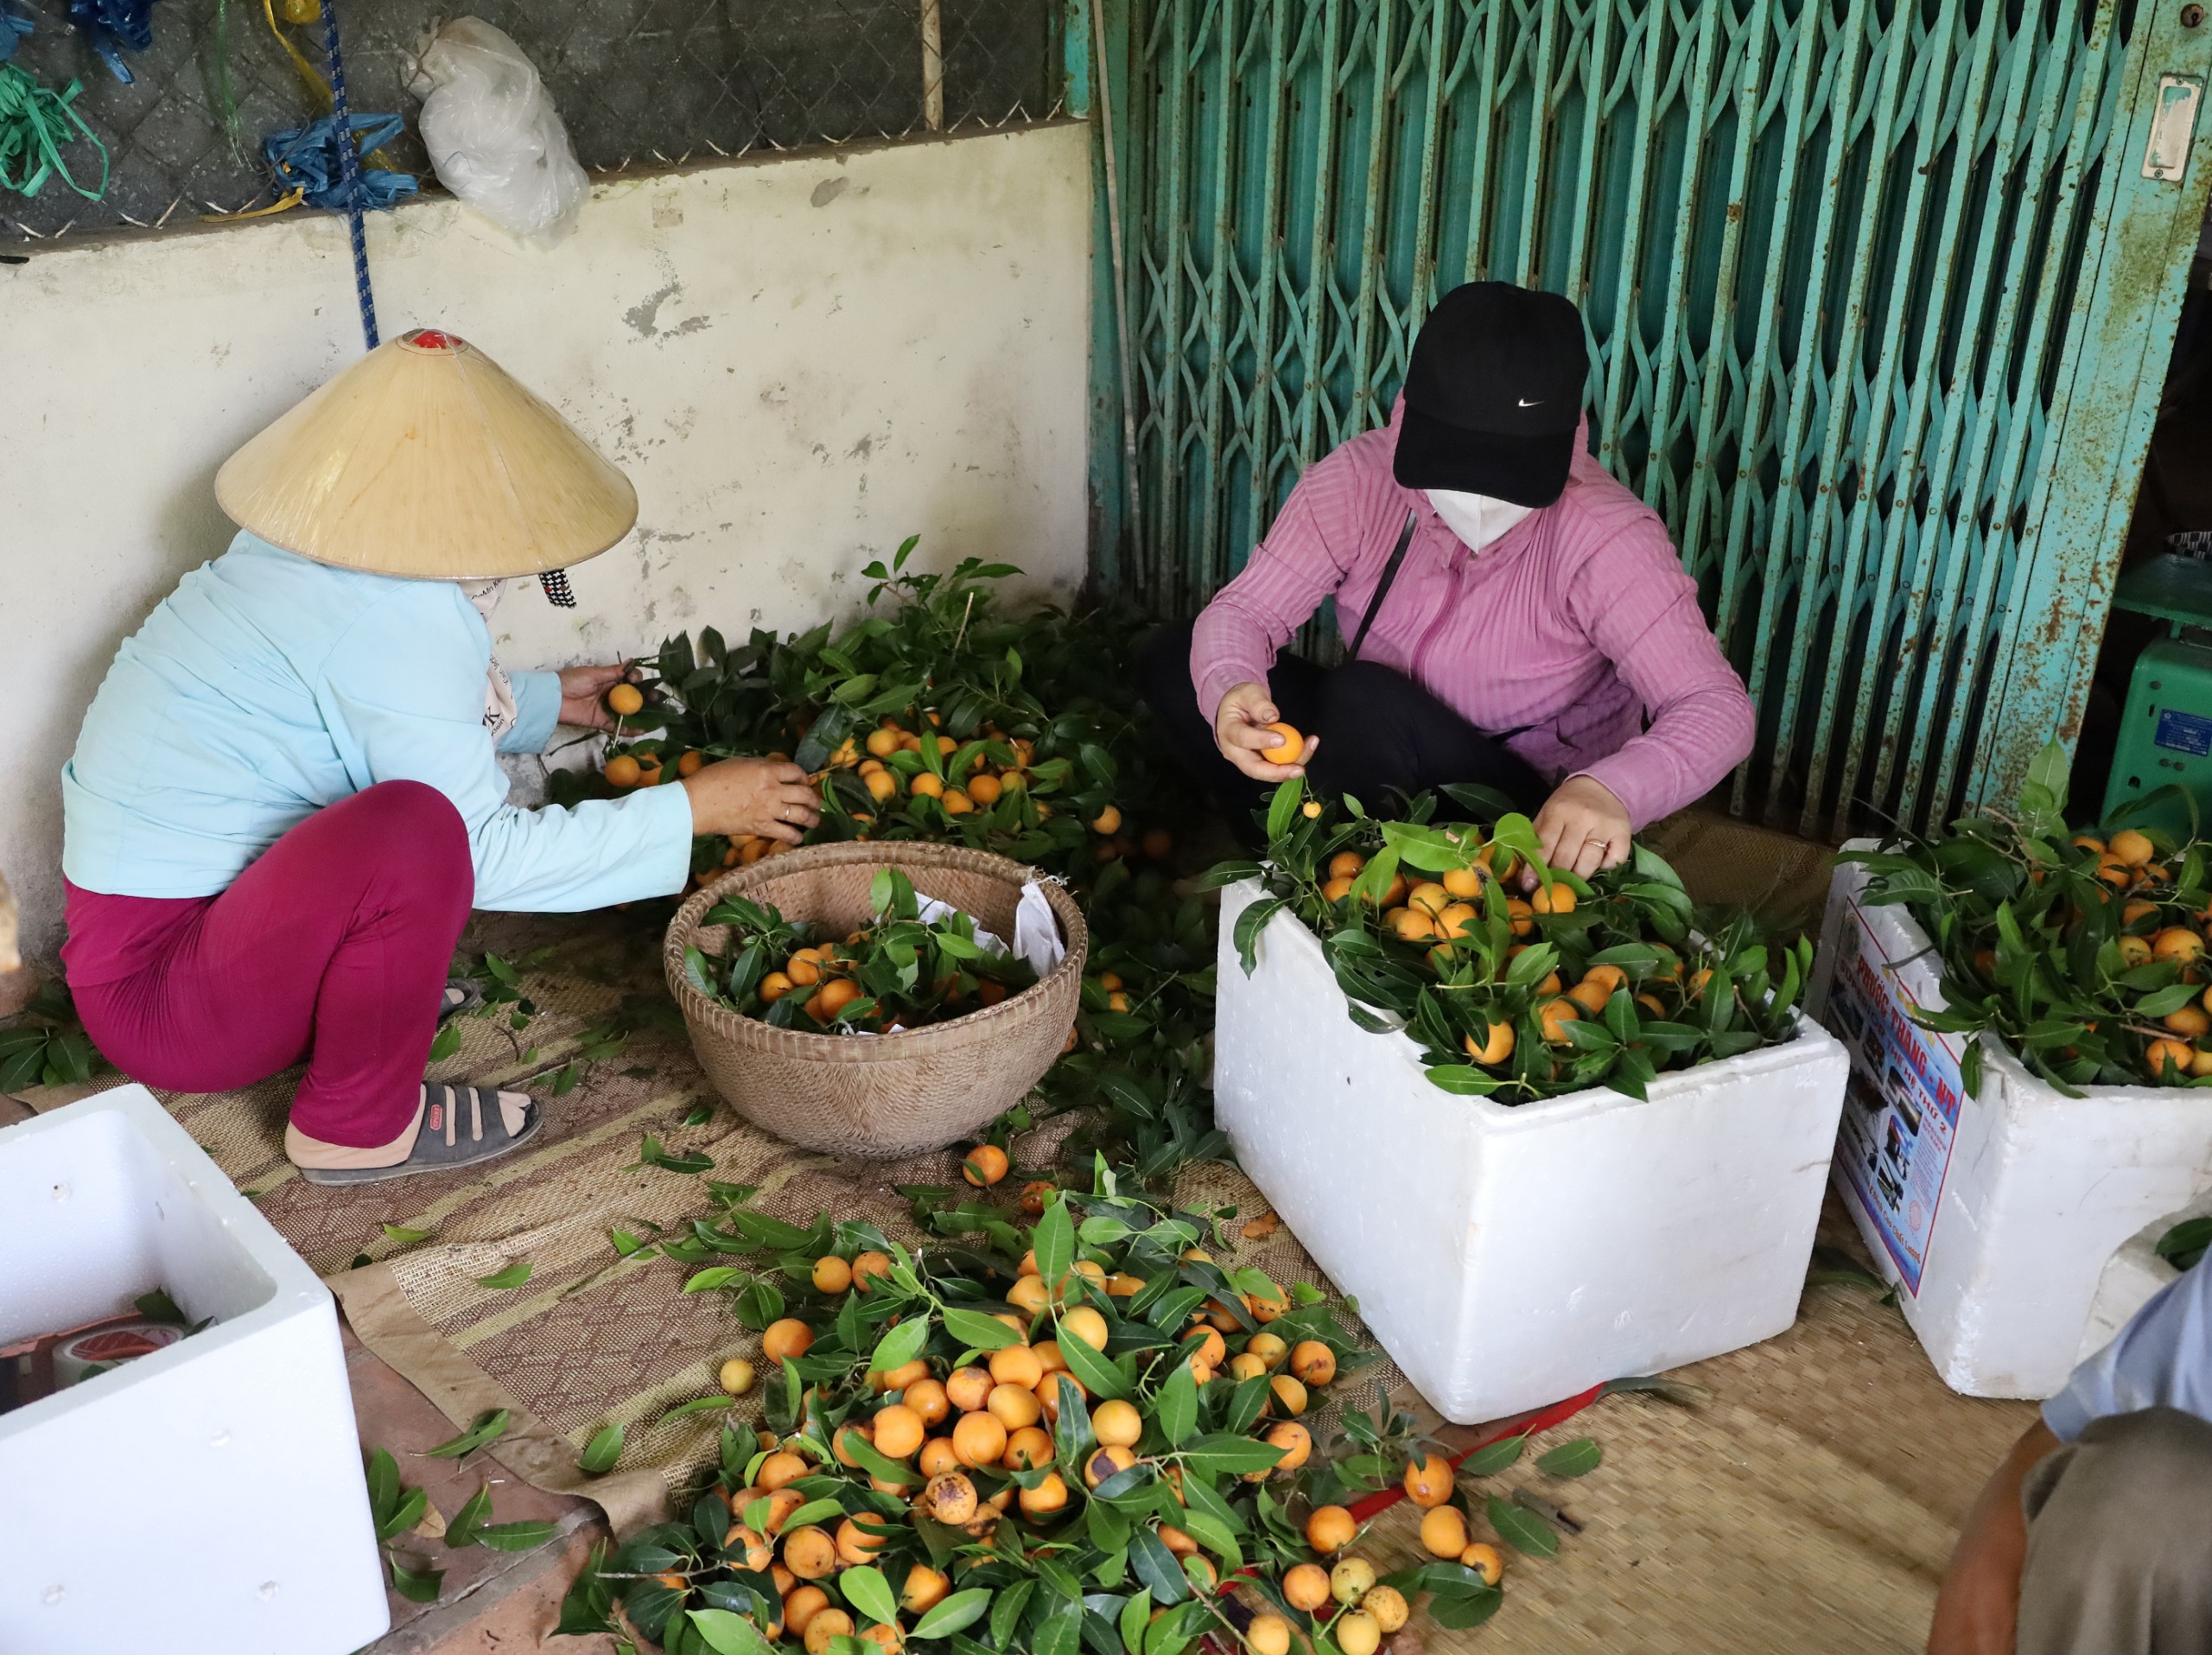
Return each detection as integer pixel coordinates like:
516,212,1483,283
1825,900,1967,1295
2155,707,2212,756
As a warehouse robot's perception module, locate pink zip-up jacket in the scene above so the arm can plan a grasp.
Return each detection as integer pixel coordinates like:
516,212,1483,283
1189,404,1754,829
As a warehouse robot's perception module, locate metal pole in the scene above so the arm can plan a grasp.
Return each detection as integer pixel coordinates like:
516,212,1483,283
922,0,944,130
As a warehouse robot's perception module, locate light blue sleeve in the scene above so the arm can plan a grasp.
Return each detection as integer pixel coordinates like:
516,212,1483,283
501,671,562,755
2044,1254,2212,1441
314,586,695,912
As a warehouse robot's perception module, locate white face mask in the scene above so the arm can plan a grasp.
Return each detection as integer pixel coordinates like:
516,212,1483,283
1426,489,1534,555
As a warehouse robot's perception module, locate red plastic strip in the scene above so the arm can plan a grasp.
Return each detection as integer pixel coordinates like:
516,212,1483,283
1343,1384,1606,1523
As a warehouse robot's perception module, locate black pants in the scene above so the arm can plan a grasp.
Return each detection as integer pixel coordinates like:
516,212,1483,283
1138,621,1548,838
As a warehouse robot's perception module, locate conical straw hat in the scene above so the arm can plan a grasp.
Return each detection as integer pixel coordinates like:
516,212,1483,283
214,328,637,580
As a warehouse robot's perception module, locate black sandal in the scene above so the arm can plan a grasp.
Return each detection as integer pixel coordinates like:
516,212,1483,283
300,1083,543,1186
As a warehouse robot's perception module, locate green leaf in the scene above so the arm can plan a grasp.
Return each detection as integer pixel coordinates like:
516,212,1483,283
1459,1434,1525,1477
684,1267,747,1294
581,1422,626,1475
1265,779,1306,844
689,1607,779,1655
1154,1361,1198,1448
869,1314,932,1374
910,1588,993,1640
658,1396,738,1427
366,1446,401,1525
1128,1530,1189,1605
446,1483,493,1547
1119,1589,1153,1655
377,1485,429,1544
941,1305,1024,1353
475,1262,532,1291
424,1409,511,1459
477,1519,559,1551
1033,1196,1076,1288
427,1022,463,1063
1052,1320,1130,1399
381,1224,434,1245
992,1579,1037,1649
840,1565,899,1626
779,1498,847,1532
1486,1493,1560,1556
1178,1434,1282,1477
1535,1437,1603,1478
389,1556,445,1603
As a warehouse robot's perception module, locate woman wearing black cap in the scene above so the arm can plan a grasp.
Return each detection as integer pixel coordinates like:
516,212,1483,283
1143,280,1754,873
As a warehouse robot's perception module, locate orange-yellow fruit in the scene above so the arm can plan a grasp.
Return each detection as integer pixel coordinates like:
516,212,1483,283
1364,1586,1409,1633
1464,1021,1514,1066
1533,882,1576,915
873,1403,925,1459
2147,1038,2196,1079
1007,1275,1052,1316
804,1610,854,1655
2110,829,2157,866
900,1564,951,1614
1306,1505,1357,1552
922,1472,979,1525
990,1345,1045,1389
755,974,795,1009
1330,1556,1376,1606
1091,1398,1144,1448
1262,1421,1311,1474
805,977,861,1022
607,683,645,716
784,1585,831,1635
2153,927,2205,964
1442,866,1484,899
909,771,944,799
833,1423,875,1467
903,1378,950,1426
1002,1426,1054,1470
724,1523,774,1571
677,750,705,778
1085,1444,1136,1488
1539,997,1581,1044
604,754,643,788
1460,1543,1504,1586
1505,898,1535,937
1288,1341,1336,1386
812,1255,853,1294
988,1383,1044,1431
1060,1307,1109,1351
760,1488,805,1535
761,1320,814,1361
836,1517,885,1566
963,1144,1010,1187
951,1410,1008,1468
1420,1504,1469,1558
918,1438,960,1478
1091,805,1124,835
1327,850,1367,881
1018,1472,1070,1518
1403,1453,1454,1508
782,1525,837,1580
2165,1005,2212,1039
1258,722,1304,765
859,1625,902,1655
945,1366,993,1412
969,773,1004,806
1248,1616,1294,1655
852,1251,895,1292
718,1358,756,1395
1407,882,1452,919
758,1449,810,1492
1268,1374,1309,1416
1158,1524,1198,1556
1282,1563,1332,1612
1389,907,1436,942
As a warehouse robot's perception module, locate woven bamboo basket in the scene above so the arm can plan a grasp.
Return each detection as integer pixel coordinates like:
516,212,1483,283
664,841,1089,1159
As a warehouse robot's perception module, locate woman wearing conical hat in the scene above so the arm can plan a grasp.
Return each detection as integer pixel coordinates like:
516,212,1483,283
58,329,819,1183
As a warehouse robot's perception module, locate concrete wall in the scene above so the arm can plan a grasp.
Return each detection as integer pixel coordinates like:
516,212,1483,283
0,123,1093,962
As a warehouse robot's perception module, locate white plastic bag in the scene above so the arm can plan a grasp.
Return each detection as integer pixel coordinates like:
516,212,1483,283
408,18,588,245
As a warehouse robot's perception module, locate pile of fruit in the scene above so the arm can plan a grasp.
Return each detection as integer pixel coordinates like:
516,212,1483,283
682,870,1041,1033
551,544,1175,888
1848,743,2212,1094
1206,782,1810,1102
557,1173,1555,1655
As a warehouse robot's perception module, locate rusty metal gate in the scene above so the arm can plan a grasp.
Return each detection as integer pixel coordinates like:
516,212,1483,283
1077,0,2212,835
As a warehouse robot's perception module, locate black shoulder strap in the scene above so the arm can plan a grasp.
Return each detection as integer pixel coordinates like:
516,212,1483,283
1346,510,1421,663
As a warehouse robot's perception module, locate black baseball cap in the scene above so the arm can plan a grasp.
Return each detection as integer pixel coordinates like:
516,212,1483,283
1392,282,1588,508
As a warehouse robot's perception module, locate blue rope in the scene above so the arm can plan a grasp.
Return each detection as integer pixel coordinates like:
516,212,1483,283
66,0,158,84
264,112,414,210
317,0,377,350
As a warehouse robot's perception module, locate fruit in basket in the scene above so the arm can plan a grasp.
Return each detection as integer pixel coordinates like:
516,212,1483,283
804,977,861,1022
2109,829,2156,866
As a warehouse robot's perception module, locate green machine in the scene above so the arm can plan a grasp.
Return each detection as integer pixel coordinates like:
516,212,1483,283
2103,554,2212,837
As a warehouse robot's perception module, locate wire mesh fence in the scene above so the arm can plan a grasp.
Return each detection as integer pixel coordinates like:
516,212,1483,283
2,0,1065,241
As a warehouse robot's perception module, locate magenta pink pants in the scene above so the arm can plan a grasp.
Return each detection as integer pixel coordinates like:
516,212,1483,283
65,781,474,1148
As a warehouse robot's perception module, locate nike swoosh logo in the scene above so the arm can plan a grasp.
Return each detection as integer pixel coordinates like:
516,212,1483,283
1517,398,1542,407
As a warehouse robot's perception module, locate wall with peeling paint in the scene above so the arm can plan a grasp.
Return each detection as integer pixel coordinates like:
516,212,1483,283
0,123,1093,961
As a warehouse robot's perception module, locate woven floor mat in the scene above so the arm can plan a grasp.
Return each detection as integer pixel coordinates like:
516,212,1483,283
36,907,2034,1652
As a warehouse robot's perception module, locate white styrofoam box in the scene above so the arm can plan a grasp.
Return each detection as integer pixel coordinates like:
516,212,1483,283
0,1085,389,1654
1808,850,2212,1398
1213,881,1851,1424
2078,1195,2209,1360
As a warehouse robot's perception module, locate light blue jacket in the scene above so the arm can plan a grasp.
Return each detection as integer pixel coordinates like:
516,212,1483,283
61,533,693,910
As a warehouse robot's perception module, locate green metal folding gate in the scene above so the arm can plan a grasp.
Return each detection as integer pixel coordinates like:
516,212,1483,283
1074,0,2212,836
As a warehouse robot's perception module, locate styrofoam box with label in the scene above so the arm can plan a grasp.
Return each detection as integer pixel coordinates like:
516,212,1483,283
1808,851,2212,1398
1214,881,1851,1424
0,1085,389,1654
